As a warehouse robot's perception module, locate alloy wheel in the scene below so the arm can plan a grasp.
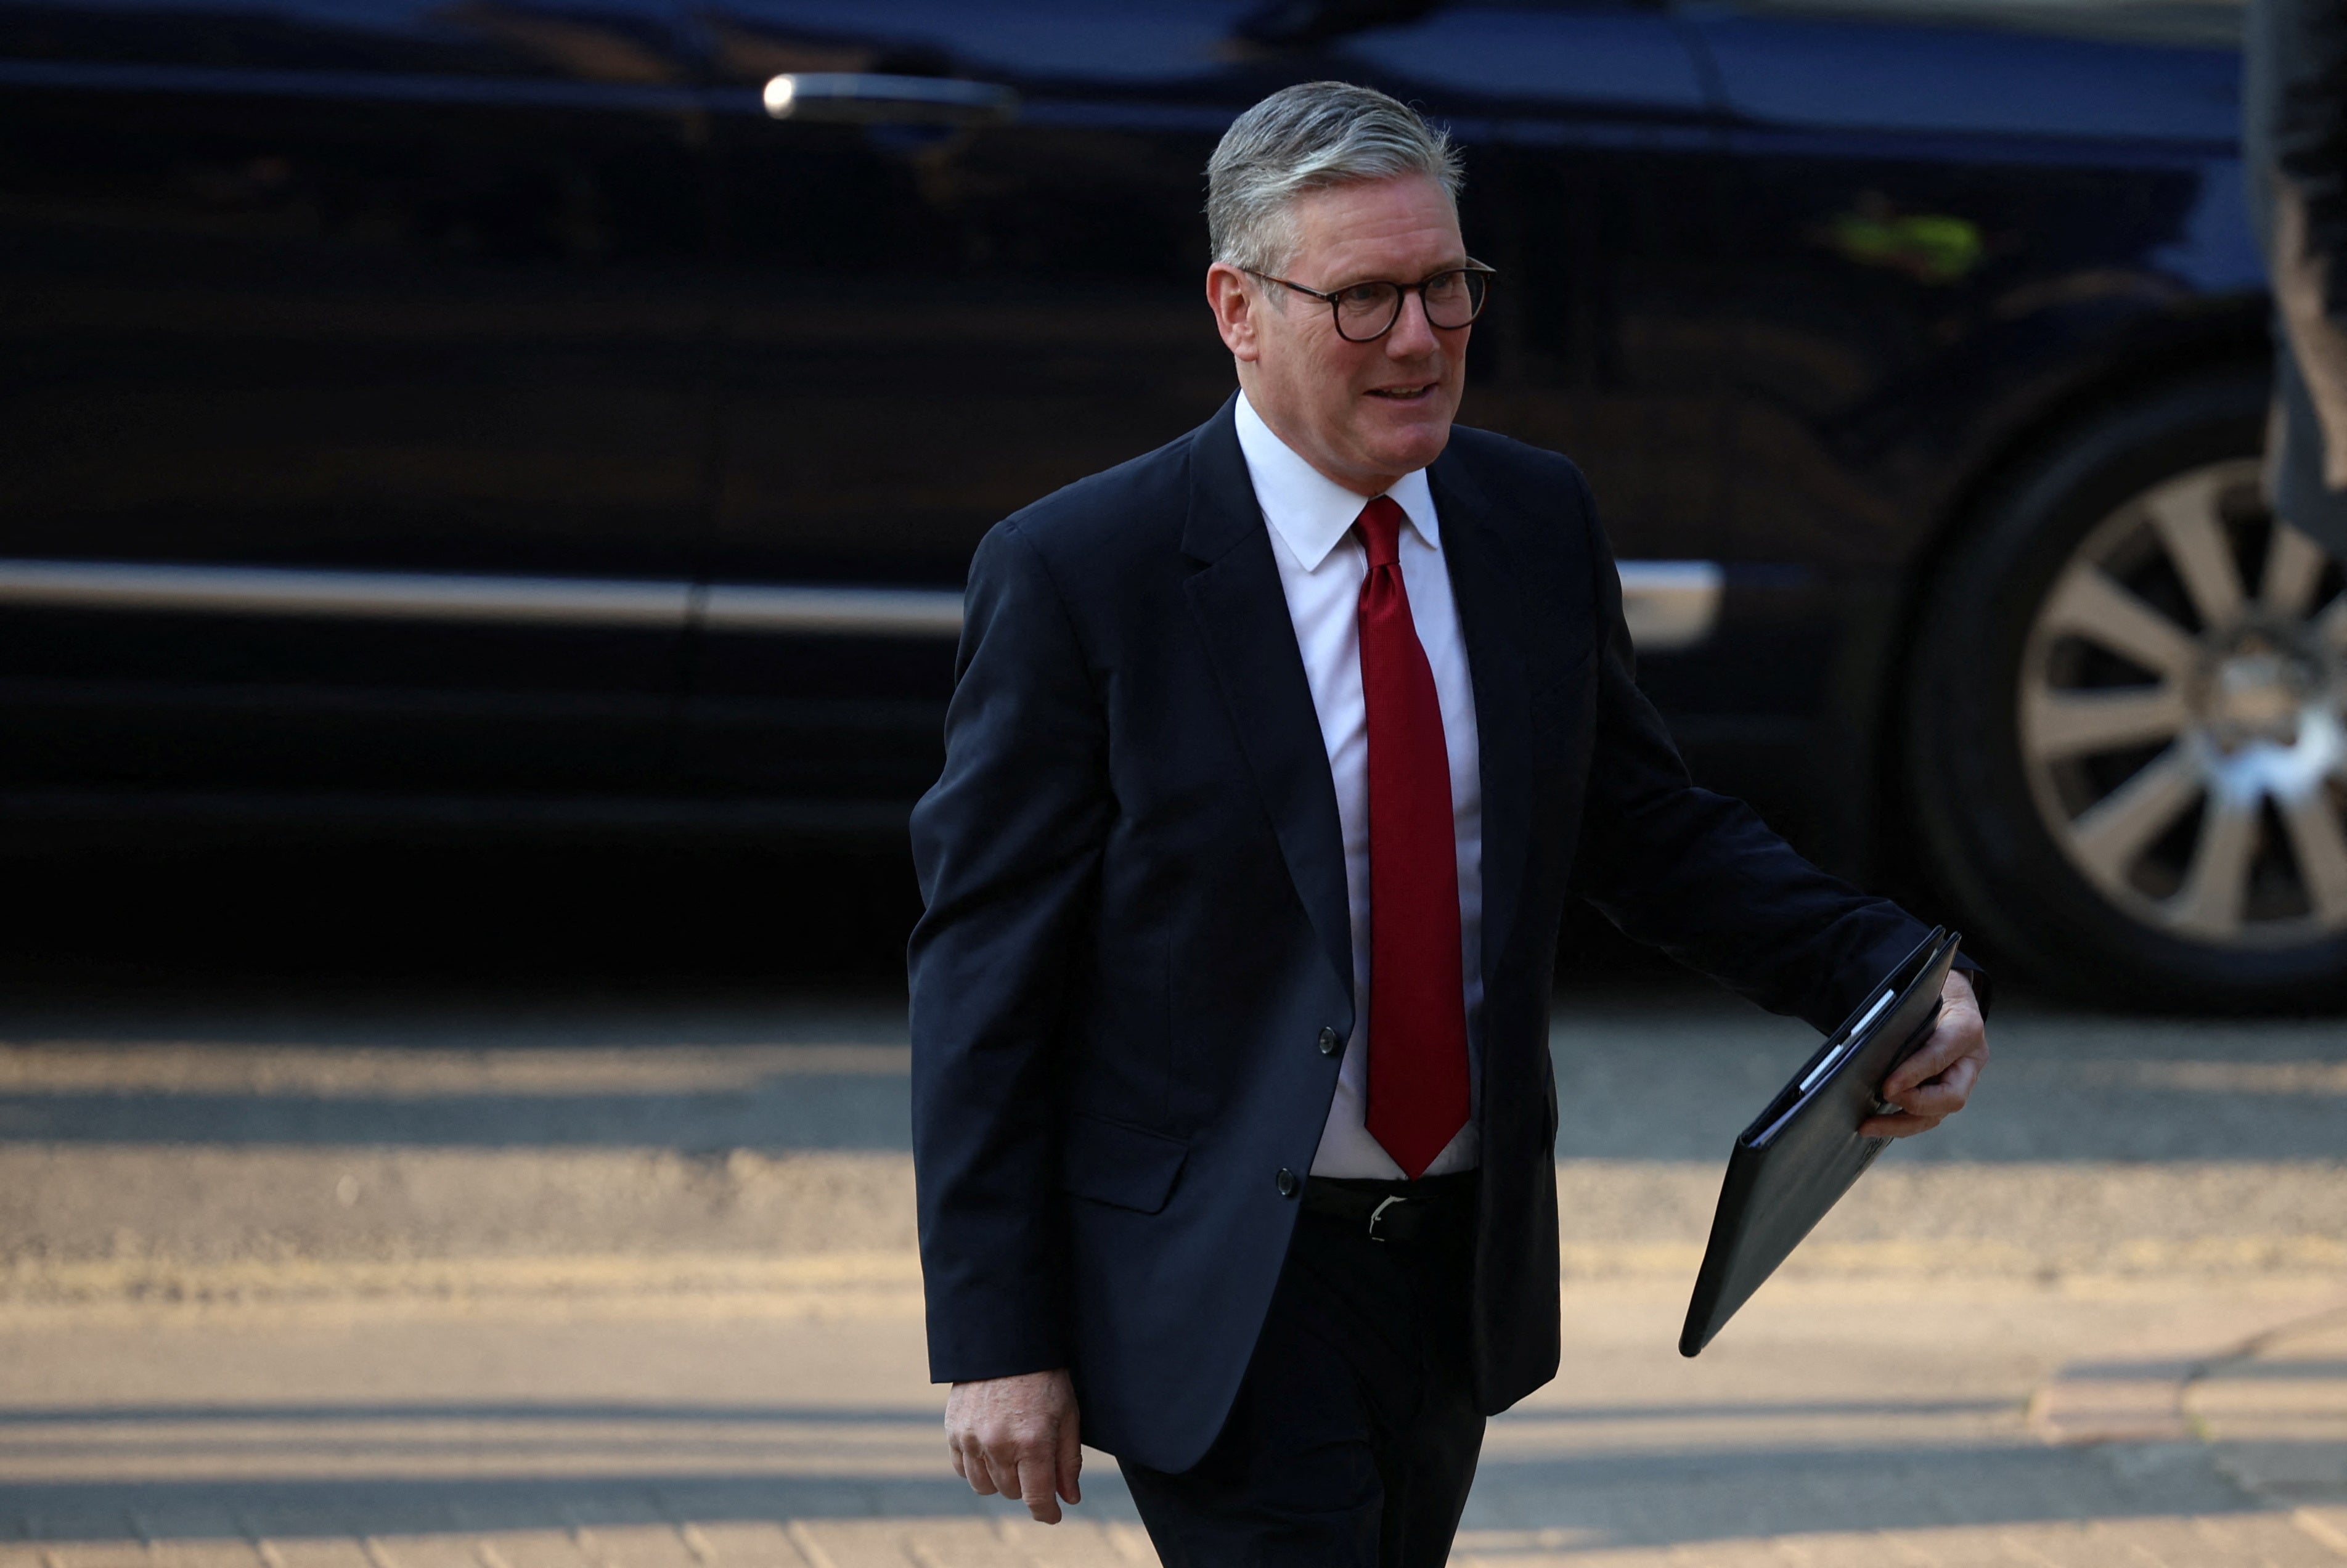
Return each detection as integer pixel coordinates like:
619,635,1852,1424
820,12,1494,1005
2018,459,2347,948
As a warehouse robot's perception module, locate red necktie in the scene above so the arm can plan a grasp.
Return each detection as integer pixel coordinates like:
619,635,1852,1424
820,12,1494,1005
1355,496,1471,1180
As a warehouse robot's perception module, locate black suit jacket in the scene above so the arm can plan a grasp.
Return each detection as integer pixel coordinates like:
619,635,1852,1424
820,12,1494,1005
908,394,1956,1474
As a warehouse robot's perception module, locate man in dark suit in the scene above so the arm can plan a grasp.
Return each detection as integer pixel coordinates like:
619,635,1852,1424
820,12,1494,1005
908,80,1990,1568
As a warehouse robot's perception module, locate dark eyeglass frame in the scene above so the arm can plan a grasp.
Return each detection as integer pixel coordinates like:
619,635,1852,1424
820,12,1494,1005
1241,259,1496,342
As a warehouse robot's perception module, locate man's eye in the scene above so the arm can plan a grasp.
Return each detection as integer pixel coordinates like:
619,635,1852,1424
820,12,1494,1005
1336,284,1390,308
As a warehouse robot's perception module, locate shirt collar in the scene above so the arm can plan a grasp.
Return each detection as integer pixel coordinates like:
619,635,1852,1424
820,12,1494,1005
1233,390,1440,572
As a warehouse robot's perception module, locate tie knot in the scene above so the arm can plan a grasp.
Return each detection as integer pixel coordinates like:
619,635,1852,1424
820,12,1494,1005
1355,495,1407,570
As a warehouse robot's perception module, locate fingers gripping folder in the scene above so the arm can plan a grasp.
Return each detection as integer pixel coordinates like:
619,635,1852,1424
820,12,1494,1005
1680,927,1962,1357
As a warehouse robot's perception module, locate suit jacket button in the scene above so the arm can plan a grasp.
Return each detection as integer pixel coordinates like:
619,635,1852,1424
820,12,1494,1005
1317,1027,1341,1056
1276,1167,1300,1198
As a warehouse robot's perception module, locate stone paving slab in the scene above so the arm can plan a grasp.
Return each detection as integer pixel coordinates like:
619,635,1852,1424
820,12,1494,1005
1448,1514,2347,1564
252,1540,373,1568
7,1516,2337,1568
75,1513,2347,1568
2301,1510,2347,1556
0,984,2340,1566
2195,1309,2347,1508
0,1283,2335,1567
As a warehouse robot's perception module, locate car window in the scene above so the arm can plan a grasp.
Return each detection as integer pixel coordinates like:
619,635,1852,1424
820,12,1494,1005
1331,2,1709,112
0,0,694,82
1684,0,2240,141
695,0,1260,87
1686,0,2242,49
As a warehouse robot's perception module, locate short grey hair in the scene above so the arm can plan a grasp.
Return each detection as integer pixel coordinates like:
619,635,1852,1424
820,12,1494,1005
1206,81,1463,276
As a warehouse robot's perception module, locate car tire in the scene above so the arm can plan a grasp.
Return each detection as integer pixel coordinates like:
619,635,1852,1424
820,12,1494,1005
1903,373,2347,1010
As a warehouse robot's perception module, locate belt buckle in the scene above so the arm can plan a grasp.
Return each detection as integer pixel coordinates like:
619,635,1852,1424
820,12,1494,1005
1366,1194,1408,1243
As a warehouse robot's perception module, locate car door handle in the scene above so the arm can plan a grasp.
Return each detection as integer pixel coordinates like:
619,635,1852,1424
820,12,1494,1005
762,73,1018,126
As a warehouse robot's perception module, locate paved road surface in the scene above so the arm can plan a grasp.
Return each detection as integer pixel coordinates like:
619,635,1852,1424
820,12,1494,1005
0,966,2340,1565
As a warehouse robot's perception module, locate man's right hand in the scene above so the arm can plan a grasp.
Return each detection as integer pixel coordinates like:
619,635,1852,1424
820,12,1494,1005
944,1368,1083,1524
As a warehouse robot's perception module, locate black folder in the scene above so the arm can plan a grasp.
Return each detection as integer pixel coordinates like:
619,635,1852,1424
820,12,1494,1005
1680,927,1961,1356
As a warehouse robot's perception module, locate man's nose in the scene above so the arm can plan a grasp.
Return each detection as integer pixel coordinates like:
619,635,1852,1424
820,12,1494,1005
1385,288,1440,356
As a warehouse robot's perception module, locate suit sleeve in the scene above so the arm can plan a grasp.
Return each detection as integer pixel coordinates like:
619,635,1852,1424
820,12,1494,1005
1561,468,1987,1029
907,520,1110,1384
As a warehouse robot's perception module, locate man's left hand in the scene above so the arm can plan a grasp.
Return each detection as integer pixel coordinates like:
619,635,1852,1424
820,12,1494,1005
1858,968,1987,1138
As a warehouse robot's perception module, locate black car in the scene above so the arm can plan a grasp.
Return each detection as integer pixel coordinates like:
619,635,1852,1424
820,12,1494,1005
0,0,2316,1006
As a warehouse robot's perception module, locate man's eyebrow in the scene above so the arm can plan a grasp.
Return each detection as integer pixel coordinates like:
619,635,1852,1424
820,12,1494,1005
1322,261,1473,290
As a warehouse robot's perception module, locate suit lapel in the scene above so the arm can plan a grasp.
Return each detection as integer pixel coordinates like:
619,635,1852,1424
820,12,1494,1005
1431,451,1533,997
1180,398,1357,1011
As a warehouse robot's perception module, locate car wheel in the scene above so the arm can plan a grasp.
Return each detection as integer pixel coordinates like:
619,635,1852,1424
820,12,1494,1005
1904,375,2347,1008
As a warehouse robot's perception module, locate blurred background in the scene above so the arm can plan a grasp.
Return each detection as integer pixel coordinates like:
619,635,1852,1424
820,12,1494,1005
0,0,2343,1563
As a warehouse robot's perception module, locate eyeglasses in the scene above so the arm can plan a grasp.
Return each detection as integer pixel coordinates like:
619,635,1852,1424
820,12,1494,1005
1243,261,1495,343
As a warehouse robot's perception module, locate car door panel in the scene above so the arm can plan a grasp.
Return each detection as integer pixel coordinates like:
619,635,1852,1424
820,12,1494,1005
0,0,716,801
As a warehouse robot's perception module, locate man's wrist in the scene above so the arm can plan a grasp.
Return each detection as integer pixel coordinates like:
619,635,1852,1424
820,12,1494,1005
1950,955,1991,1016
951,1366,1067,1389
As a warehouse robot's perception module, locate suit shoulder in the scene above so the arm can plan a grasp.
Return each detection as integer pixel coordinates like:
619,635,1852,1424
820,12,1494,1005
1444,425,1594,508
988,424,1194,573
1441,427,1602,566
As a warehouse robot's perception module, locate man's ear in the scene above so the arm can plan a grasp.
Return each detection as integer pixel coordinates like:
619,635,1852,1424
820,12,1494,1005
1206,263,1262,362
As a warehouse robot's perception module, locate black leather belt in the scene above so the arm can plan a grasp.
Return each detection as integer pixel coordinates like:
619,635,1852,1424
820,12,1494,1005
1301,1170,1479,1244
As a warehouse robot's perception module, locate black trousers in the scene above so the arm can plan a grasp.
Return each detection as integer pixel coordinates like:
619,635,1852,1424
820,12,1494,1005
1118,1172,1486,1568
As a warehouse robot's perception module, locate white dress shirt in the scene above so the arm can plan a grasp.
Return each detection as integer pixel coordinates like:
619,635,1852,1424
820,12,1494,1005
1233,391,1485,1179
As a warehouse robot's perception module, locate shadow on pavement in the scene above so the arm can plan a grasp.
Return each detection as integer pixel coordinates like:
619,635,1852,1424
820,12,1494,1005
0,1435,2282,1546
